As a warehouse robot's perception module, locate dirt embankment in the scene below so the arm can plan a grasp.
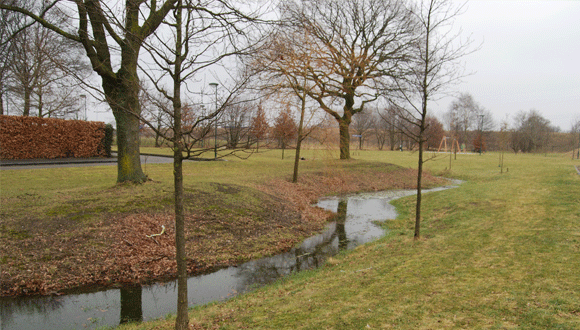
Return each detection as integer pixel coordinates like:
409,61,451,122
1,164,445,296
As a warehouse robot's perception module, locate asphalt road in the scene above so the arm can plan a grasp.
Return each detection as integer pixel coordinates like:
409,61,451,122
0,154,177,170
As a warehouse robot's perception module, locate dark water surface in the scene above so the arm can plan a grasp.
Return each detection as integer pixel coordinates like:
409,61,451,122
0,184,458,330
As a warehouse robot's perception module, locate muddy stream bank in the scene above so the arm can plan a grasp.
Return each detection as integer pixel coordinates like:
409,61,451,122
1,183,459,330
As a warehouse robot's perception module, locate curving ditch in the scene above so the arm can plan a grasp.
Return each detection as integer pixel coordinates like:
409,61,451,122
0,182,460,330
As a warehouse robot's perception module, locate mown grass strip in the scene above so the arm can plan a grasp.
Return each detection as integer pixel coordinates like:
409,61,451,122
114,151,580,329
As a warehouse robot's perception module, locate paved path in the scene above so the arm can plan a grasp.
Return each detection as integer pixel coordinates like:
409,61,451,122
0,154,187,170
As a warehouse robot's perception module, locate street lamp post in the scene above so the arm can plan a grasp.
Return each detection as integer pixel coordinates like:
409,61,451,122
209,83,218,159
479,114,484,155
200,104,206,147
577,130,580,159
80,94,87,120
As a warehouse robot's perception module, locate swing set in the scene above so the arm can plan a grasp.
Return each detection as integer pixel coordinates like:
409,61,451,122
437,136,461,153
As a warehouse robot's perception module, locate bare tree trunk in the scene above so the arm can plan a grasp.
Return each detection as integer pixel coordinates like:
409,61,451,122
37,89,43,117
389,127,396,150
339,119,351,159
292,77,307,183
336,200,348,251
281,143,285,160
120,286,143,324
103,75,147,183
172,3,189,328
414,138,424,239
113,106,147,183
23,87,31,116
174,144,188,330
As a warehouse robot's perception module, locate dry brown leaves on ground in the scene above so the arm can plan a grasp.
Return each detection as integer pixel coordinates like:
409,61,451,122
1,165,443,296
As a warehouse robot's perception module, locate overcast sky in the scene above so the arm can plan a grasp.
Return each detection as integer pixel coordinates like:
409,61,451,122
89,0,580,132
431,0,580,131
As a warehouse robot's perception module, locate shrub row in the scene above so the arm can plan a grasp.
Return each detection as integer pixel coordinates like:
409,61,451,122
0,115,111,159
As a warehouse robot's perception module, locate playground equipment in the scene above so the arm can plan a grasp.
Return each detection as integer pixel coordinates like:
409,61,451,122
437,136,461,153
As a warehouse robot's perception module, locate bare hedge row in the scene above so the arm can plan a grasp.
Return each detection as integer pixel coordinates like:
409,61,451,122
1,115,108,159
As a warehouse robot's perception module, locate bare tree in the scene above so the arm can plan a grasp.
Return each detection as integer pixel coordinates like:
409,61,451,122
372,109,388,150
271,0,417,160
511,109,553,153
222,100,253,149
498,118,509,172
444,92,479,145
351,108,374,150
8,18,90,118
249,103,270,151
377,105,402,150
392,0,474,239
424,115,445,150
0,0,186,183
138,1,263,328
0,0,27,115
273,105,297,159
571,118,580,160
140,87,171,148
251,22,322,182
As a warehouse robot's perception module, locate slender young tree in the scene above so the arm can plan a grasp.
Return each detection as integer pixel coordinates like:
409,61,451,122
571,118,580,160
138,2,263,327
252,24,320,181
273,105,297,159
394,0,474,239
249,103,269,151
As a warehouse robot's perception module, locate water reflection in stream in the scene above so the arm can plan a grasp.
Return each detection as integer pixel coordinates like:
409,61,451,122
0,185,458,330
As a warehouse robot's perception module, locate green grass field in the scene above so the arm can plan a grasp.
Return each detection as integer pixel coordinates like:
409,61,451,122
111,150,580,330
2,148,579,329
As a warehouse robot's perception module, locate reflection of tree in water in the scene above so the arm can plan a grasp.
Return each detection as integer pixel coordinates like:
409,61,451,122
233,199,349,291
120,285,143,324
0,294,65,327
335,199,348,251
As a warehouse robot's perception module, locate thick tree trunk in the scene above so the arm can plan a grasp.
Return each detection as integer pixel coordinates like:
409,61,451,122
339,119,351,159
23,87,31,116
336,200,348,251
103,74,147,183
120,286,143,324
113,108,146,183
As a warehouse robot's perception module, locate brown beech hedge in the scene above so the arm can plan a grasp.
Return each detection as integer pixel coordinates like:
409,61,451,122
1,115,108,159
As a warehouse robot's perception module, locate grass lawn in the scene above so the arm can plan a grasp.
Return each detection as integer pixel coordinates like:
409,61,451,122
112,150,580,329
1,147,443,296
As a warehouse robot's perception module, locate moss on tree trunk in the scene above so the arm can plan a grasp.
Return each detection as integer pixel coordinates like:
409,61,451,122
103,71,147,183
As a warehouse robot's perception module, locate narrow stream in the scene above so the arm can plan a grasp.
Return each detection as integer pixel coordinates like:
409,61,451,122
0,184,459,330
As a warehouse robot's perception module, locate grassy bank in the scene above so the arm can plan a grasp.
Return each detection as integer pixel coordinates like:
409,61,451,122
115,151,580,329
0,148,444,296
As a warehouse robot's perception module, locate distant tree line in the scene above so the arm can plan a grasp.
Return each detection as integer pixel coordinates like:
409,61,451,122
0,0,91,119
137,93,577,156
